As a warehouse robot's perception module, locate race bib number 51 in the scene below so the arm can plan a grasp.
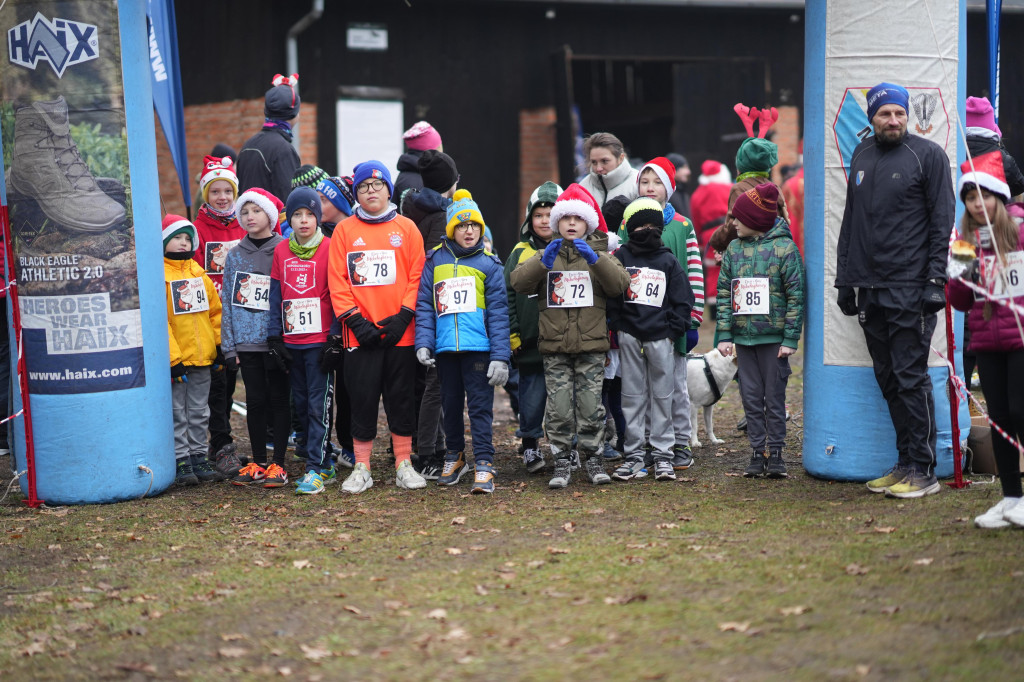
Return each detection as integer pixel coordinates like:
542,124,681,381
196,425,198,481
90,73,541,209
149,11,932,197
348,250,397,287
731,277,769,315
548,271,593,308
283,298,322,335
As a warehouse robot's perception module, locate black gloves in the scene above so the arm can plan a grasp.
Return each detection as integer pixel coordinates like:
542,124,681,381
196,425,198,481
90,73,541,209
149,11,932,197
212,345,226,372
344,314,381,348
837,287,858,316
318,335,345,373
922,282,946,315
377,308,414,347
267,335,292,372
170,362,188,382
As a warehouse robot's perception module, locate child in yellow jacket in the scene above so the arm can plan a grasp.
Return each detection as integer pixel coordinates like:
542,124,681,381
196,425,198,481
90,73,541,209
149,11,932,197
163,215,225,486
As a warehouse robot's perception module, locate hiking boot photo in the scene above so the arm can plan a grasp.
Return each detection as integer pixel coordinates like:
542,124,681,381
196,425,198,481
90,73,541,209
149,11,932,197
8,97,125,232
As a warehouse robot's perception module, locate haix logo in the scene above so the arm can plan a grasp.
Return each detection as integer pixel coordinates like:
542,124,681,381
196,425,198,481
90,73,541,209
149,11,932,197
7,13,99,78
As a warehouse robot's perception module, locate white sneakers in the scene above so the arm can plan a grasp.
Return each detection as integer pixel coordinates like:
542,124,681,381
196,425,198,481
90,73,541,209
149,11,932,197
342,463,373,494
395,460,427,490
975,497,1024,529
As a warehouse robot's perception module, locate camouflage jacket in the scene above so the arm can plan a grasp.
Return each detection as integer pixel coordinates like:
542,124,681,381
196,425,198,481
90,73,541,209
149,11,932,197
715,217,805,349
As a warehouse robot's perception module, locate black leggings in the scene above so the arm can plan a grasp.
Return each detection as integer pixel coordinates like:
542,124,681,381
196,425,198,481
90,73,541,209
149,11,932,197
976,350,1024,498
238,351,290,466
344,345,416,442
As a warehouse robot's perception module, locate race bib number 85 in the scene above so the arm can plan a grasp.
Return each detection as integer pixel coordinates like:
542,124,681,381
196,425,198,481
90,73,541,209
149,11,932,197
731,277,769,315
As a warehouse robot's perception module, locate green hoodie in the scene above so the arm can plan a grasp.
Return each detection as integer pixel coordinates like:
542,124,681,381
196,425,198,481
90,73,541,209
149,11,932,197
503,181,562,373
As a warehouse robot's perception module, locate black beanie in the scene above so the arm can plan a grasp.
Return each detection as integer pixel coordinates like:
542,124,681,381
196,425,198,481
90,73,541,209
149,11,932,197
417,150,459,193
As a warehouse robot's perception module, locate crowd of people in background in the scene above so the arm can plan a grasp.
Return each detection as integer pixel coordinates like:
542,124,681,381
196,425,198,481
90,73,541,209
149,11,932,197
160,76,1023,531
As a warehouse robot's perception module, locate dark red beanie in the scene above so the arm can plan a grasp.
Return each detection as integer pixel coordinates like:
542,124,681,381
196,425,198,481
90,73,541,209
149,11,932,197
732,182,779,232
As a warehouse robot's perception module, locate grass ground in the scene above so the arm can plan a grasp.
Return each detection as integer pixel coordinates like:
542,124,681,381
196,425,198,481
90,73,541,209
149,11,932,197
1,325,1022,681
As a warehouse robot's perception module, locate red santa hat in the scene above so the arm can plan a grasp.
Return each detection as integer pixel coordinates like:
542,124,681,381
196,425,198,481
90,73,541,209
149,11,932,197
958,150,1010,203
162,214,196,248
200,155,238,204
548,183,608,235
698,159,732,186
637,156,677,194
234,188,284,233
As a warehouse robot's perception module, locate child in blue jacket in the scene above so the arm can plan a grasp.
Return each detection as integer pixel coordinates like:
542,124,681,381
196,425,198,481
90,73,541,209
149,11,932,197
415,192,511,494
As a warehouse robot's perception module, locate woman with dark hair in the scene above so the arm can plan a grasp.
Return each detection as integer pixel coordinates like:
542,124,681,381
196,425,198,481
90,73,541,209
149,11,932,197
579,132,639,209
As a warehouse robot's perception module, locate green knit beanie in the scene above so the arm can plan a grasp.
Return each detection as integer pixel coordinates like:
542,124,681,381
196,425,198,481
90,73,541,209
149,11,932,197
735,138,778,175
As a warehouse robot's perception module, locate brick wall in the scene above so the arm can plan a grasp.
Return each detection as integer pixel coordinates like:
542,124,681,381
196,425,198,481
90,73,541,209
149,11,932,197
154,99,318,216
518,107,559,219
771,105,800,184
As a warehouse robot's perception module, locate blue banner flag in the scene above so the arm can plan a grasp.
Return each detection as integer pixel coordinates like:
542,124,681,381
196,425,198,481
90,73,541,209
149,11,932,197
147,0,190,209
987,0,1001,122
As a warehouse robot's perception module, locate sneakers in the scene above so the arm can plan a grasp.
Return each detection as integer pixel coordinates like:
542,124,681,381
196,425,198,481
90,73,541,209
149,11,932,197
418,458,443,480
569,449,581,471
1003,499,1024,527
744,451,767,478
549,458,572,488
295,471,325,495
319,465,337,485
192,456,226,482
884,470,940,498
342,462,373,494
438,452,468,486
334,445,355,469
736,416,747,431
8,97,126,232
263,463,288,488
602,442,622,462
866,464,911,493
611,457,646,481
585,457,611,485
654,460,677,481
765,449,788,479
671,445,694,470
642,442,653,469
396,460,427,490
175,459,199,486
975,497,1022,529
213,443,243,477
523,448,545,473
472,462,496,494
232,462,267,485
288,431,303,450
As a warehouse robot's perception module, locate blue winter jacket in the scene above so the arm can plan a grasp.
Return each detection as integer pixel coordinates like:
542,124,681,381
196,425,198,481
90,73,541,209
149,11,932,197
415,237,511,362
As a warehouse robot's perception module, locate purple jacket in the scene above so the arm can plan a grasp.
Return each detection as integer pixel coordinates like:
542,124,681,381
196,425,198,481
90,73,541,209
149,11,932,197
948,223,1024,353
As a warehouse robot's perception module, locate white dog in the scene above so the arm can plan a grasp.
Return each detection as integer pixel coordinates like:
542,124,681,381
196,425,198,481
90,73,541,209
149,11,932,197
687,348,739,448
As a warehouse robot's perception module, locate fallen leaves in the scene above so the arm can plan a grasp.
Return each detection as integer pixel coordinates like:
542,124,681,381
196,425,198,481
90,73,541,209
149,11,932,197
292,560,311,570
300,644,332,660
880,605,900,615
343,605,362,615
562,522,576,533
604,594,648,605
845,563,870,576
547,547,570,555
718,621,751,632
451,516,466,526
445,547,464,556
218,646,248,658
779,605,811,616
426,608,447,621
913,557,934,566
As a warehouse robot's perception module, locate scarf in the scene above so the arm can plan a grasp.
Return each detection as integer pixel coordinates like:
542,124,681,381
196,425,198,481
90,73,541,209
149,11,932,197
165,251,194,261
263,118,293,142
625,228,664,254
662,204,676,225
735,170,770,183
356,203,398,224
198,202,236,226
289,228,324,260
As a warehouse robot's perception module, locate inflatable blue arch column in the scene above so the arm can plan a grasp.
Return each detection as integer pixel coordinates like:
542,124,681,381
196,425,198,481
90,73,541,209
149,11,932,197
1,0,174,503
803,0,970,480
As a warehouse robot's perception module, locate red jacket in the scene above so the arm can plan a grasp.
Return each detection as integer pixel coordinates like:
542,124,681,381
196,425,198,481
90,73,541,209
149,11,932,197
948,223,1024,353
193,209,246,294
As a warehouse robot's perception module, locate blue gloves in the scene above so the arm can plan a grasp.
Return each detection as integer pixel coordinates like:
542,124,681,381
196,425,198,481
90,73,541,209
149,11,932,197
540,239,563,269
686,328,700,352
573,239,599,265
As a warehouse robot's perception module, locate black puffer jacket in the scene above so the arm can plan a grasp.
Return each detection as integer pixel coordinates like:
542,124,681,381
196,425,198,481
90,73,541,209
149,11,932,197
608,240,693,342
966,130,1024,198
836,134,955,289
401,187,450,252
236,128,300,202
394,151,425,211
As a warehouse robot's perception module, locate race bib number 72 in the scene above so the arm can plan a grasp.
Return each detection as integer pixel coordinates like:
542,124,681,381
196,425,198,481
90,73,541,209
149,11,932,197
547,271,593,308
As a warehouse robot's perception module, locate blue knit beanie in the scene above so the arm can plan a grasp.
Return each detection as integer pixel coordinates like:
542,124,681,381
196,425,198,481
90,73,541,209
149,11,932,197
352,161,394,199
866,82,909,122
285,186,322,226
315,177,354,217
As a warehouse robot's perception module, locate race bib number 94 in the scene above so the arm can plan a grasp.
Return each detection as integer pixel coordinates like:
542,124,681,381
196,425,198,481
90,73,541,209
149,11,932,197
170,278,209,315
548,271,593,308
435,276,476,316
232,272,271,311
624,267,666,307
731,277,769,315
348,250,397,286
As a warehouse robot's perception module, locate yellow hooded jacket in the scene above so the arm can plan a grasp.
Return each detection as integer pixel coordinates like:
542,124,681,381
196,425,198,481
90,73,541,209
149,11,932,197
164,257,222,366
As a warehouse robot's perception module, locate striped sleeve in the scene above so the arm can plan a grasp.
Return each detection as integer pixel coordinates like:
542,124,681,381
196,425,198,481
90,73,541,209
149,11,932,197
685,228,704,324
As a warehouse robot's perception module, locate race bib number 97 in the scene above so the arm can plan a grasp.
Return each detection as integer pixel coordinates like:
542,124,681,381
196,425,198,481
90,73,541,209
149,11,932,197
731,277,769,315
232,272,271,311
624,267,666,307
435,276,476,316
548,271,593,308
170,278,209,315
348,250,397,287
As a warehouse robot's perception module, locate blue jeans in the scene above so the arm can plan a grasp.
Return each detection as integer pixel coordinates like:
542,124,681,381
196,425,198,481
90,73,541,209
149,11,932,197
437,351,494,463
288,347,333,474
516,369,547,440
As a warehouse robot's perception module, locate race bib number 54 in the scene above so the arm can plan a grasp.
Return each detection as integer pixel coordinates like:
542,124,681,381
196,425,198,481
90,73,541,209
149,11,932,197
731,277,769,315
232,272,270,311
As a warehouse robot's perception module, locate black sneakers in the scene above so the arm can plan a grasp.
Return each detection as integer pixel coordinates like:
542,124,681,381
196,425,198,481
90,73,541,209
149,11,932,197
175,459,199,486
765,449,788,478
743,450,767,478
